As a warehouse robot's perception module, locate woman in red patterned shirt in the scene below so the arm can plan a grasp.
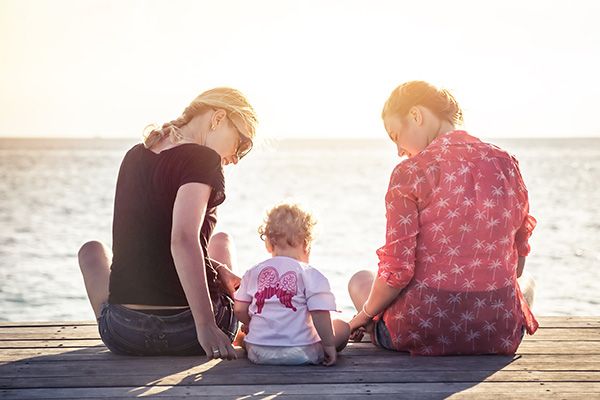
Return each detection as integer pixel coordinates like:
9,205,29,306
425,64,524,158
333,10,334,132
348,81,538,355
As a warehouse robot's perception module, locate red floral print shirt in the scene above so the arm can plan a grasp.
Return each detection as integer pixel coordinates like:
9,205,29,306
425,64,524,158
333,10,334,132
376,130,538,356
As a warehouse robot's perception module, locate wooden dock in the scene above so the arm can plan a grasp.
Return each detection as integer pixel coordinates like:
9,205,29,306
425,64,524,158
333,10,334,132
1,317,599,399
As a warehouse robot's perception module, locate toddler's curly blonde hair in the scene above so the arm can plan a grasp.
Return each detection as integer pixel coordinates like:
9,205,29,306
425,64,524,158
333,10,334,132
258,204,316,249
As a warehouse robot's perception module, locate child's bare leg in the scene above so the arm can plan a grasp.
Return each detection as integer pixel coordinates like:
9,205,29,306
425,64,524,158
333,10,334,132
518,272,536,308
333,319,351,352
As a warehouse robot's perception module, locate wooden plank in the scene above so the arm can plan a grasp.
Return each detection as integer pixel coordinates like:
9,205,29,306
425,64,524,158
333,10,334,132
345,341,600,355
2,326,599,341
0,340,104,349
0,325,97,340
0,321,96,328
1,382,600,398
517,341,600,355
0,393,595,400
0,316,598,329
0,349,596,365
2,346,600,366
2,353,599,378
1,339,599,355
0,316,597,326
537,317,600,328
1,370,600,389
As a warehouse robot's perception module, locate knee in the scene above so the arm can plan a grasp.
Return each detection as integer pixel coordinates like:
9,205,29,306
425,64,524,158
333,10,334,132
348,270,375,293
210,232,234,247
518,272,536,308
333,319,351,351
78,241,107,267
333,319,351,338
78,240,103,259
518,271,536,291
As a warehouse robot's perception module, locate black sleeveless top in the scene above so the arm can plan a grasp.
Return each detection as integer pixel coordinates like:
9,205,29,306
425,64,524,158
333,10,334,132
108,143,225,306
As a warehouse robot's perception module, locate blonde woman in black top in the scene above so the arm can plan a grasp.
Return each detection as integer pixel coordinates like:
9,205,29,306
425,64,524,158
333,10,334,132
78,88,257,359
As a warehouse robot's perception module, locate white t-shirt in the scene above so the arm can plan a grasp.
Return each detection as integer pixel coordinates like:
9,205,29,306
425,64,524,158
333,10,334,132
234,256,337,347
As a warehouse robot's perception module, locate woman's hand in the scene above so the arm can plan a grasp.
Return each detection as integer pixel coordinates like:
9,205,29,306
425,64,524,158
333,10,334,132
348,311,374,342
349,310,372,332
197,322,237,360
348,326,366,342
322,345,337,366
216,265,241,298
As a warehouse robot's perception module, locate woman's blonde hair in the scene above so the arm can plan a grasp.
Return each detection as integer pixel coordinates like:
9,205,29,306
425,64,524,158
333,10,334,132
258,204,317,249
143,87,258,149
382,80,463,126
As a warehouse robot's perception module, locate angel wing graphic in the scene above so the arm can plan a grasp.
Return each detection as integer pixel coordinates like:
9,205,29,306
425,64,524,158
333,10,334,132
254,267,298,313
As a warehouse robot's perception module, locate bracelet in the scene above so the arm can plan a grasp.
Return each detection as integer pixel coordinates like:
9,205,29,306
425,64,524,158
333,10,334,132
214,263,225,272
362,304,375,319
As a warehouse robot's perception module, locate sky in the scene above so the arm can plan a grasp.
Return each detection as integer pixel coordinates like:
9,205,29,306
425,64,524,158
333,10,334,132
1,0,599,139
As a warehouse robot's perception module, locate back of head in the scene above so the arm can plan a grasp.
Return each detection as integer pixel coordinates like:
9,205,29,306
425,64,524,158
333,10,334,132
382,80,463,126
258,204,317,249
143,87,258,148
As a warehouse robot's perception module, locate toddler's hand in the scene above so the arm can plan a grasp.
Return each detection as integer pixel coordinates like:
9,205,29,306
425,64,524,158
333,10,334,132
322,345,337,366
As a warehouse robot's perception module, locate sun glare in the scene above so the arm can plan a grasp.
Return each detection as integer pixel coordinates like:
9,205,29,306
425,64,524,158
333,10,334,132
0,0,599,138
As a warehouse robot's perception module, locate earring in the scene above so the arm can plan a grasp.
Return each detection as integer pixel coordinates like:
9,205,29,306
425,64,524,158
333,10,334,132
211,124,216,130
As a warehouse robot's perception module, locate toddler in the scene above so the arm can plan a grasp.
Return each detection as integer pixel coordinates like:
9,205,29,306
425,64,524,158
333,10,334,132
234,204,350,366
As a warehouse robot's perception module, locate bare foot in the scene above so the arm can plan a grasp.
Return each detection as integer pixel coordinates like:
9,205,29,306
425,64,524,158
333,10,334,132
233,325,247,347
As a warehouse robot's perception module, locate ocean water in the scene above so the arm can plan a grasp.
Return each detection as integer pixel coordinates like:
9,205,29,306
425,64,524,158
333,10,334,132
0,137,598,322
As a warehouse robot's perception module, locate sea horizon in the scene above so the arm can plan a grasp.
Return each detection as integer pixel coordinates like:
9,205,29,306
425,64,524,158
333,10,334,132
1,136,598,321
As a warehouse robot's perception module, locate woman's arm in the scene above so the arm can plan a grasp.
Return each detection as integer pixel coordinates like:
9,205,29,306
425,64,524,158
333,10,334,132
350,165,421,331
171,182,236,360
349,278,404,331
517,256,526,278
211,259,241,298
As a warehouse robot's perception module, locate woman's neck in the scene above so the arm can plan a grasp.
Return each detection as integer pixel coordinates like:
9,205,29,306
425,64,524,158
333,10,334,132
437,120,456,137
178,118,205,145
149,136,193,154
150,120,205,154
428,120,456,144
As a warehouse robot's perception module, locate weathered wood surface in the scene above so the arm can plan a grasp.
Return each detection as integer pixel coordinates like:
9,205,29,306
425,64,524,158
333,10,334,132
1,317,598,399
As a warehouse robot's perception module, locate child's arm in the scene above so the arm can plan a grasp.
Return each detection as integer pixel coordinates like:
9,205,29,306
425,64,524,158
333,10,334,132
233,301,251,325
310,311,337,366
233,270,253,326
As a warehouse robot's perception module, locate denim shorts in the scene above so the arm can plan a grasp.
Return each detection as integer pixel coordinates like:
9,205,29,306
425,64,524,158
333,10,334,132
97,293,238,356
373,318,394,350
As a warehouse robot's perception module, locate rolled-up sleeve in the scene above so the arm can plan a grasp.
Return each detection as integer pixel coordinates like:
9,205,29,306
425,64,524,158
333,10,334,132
511,158,537,257
234,270,253,303
303,267,337,311
376,163,422,289
515,211,537,257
